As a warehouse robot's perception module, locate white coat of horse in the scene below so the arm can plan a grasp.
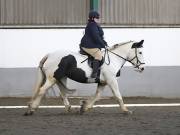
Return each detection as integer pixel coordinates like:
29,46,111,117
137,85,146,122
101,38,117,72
24,40,145,115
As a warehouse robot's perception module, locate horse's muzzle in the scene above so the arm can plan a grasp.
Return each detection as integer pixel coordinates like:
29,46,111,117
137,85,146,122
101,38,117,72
134,66,145,73
141,67,144,71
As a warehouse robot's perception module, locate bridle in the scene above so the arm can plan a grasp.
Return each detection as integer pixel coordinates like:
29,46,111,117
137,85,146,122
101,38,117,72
105,47,145,70
127,47,145,69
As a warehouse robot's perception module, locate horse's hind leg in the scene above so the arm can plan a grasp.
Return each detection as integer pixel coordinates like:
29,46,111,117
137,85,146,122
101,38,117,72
28,67,45,105
24,79,55,115
56,81,72,112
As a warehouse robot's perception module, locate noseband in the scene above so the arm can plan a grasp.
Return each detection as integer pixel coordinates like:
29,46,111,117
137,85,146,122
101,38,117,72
128,48,145,69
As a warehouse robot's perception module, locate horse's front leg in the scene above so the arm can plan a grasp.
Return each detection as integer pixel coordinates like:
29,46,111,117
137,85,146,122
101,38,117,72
107,77,131,114
80,84,106,114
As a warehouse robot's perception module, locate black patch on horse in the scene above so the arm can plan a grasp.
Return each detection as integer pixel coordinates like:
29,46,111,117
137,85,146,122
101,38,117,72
54,54,88,83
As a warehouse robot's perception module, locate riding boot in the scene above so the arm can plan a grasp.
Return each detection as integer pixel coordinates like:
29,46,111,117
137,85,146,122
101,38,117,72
91,59,100,78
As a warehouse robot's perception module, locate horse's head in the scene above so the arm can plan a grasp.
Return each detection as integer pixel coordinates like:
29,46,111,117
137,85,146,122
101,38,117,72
127,40,145,72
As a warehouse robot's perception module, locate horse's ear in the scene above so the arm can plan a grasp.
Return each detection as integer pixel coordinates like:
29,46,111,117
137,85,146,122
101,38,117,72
132,40,144,48
138,40,144,47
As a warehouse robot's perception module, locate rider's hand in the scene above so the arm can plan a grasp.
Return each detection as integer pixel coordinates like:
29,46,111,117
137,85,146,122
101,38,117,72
103,40,108,47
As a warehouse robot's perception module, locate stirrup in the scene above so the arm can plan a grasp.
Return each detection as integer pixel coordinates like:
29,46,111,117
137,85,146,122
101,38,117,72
87,78,96,83
87,77,100,83
91,72,98,78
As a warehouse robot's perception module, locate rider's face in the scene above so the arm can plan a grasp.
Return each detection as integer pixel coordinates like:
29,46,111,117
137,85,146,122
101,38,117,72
94,18,100,24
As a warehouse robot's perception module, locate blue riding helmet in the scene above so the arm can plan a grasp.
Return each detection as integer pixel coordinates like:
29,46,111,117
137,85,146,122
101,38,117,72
89,11,100,19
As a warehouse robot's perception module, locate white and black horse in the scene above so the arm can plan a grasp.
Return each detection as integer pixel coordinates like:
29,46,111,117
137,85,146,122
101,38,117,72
24,40,145,115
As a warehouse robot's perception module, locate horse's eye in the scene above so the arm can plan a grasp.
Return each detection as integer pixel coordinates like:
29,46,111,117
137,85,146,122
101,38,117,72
139,52,142,54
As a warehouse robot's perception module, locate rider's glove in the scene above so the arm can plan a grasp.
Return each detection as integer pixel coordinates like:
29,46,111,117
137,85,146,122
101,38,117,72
103,40,108,47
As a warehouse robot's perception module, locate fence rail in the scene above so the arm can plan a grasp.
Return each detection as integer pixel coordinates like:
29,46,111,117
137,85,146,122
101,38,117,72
0,0,89,25
0,0,180,26
100,0,180,25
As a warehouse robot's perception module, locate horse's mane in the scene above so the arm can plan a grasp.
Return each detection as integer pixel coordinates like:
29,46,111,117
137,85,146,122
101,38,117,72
109,41,133,51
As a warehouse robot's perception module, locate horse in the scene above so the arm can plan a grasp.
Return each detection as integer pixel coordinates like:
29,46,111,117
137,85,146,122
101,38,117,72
24,40,145,116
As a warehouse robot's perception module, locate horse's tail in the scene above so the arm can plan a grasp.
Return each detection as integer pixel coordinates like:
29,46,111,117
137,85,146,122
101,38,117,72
38,54,49,85
31,54,48,99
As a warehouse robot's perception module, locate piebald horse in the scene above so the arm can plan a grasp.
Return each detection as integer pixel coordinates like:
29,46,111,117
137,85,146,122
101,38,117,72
24,40,145,115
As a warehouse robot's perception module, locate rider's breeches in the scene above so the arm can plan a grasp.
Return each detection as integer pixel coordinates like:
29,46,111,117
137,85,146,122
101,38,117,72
82,47,103,61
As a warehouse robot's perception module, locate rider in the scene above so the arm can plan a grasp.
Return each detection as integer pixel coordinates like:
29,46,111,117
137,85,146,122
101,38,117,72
80,10,107,80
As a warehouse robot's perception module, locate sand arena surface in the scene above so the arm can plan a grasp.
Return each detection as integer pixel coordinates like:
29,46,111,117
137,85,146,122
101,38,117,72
0,97,180,135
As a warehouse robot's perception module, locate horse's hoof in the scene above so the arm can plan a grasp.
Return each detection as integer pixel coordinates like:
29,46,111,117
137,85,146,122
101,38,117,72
79,107,85,115
79,101,87,115
123,110,133,115
65,105,71,113
23,110,34,116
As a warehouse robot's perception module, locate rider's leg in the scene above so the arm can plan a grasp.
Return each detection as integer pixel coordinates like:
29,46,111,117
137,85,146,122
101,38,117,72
91,59,100,78
91,50,102,78
81,48,103,78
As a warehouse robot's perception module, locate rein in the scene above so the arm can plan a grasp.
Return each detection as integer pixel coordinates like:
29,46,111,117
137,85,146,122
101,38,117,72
104,48,131,64
81,41,145,70
103,41,133,65
105,47,145,69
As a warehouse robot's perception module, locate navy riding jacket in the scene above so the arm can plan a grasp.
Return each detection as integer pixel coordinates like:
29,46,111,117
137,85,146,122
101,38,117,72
80,20,107,49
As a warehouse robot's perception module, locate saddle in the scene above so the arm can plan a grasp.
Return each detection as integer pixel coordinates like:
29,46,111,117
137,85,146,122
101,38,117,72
79,47,104,68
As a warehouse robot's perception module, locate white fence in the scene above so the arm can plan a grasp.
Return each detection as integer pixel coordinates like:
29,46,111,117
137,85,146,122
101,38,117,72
0,28,180,67
0,28,180,98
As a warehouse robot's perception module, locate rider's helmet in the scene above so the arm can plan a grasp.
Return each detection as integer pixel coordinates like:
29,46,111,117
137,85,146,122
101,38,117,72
88,11,100,19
